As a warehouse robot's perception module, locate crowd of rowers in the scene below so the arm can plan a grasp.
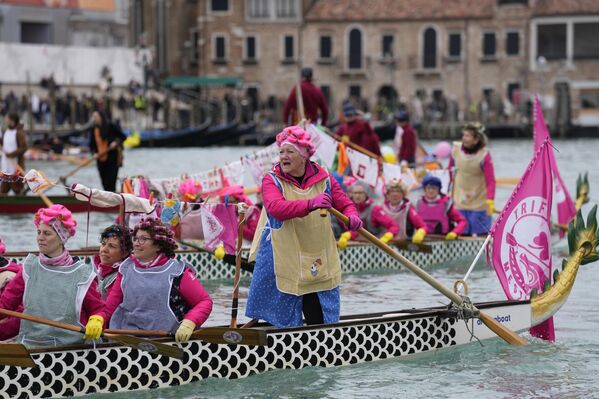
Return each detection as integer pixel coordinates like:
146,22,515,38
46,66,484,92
0,121,495,345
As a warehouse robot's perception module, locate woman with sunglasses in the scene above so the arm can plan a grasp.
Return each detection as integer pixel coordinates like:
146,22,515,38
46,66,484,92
99,218,213,343
94,225,133,299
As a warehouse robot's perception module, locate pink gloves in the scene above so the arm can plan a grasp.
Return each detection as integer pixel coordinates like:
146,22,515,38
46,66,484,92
308,193,332,211
348,215,363,231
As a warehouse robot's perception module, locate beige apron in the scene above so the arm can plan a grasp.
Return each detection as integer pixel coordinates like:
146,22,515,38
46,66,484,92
451,142,488,211
249,175,341,295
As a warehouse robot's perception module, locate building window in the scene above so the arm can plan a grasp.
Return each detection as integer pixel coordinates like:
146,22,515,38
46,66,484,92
247,0,270,18
482,32,496,58
20,22,52,44
190,29,200,66
213,34,227,63
506,31,519,56
507,82,521,104
211,0,229,12
283,35,294,61
574,22,599,60
348,28,363,69
349,85,361,100
448,32,461,59
382,34,394,57
537,24,566,60
580,90,599,109
423,27,437,68
276,0,297,18
245,35,257,62
319,35,332,59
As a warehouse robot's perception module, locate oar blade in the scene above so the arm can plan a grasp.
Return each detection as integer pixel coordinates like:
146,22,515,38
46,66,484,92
0,344,37,368
479,312,528,345
104,333,185,359
192,327,268,346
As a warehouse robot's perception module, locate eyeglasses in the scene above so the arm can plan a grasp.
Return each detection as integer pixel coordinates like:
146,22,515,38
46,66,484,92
133,236,152,244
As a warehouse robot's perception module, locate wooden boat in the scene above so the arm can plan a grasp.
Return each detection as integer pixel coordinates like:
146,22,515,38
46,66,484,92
134,121,244,148
4,237,486,281
1,207,596,398
0,196,118,214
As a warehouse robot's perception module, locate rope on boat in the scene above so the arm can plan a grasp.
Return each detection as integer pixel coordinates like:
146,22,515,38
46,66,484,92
452,295,483,346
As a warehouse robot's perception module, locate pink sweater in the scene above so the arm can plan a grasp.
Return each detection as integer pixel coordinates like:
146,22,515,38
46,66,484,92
448,146,496,200
100,254,213,327
0,258,22,340
263,161,358,222
0,259,104,326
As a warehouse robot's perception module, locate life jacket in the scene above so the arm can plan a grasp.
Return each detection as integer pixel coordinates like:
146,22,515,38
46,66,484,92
417,195,452,234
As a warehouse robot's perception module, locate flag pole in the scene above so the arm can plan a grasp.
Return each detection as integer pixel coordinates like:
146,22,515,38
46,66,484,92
457,234,492,292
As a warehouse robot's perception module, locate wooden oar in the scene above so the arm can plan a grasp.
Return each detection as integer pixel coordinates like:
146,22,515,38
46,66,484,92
13,162,53,208
106,326,268,346
496,177,520,185
328,208,528,345
0,343,37,368
230,204,248,328
59,141,118,184
0,308,184,359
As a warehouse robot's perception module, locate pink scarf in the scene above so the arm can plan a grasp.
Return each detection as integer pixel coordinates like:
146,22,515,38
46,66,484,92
38,249,74,266
93,255,120,278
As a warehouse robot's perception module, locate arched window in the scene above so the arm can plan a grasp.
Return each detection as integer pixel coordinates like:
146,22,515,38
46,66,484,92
423,27,437,68
348,28,362,69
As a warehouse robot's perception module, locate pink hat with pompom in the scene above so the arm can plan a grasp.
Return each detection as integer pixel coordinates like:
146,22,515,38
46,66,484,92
34,205,77,243
275,126,315,159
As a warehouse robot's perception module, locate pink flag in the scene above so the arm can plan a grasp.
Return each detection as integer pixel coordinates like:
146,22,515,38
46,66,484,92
533,97,576,238
488,138,555,340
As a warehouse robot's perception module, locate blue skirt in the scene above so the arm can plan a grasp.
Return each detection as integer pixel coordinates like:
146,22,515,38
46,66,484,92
245,229,340,328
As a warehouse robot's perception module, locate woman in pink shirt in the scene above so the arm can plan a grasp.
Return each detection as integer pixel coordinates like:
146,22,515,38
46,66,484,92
100,218,213,343
381,179,428,244
0,237,22,340
0,205,105,347
94,224,133,299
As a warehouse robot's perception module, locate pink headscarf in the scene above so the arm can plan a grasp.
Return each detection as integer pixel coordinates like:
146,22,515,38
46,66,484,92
178,178,203,202
33,205,77,243
275,126,315,159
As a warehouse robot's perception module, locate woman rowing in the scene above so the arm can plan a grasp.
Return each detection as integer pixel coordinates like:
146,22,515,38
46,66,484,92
380,179,428,244
94,225,133,299
100,218,213,343
0,205,105,347
0,237,21,340
246,126,361,327
338,179,399,249
416,175,467,240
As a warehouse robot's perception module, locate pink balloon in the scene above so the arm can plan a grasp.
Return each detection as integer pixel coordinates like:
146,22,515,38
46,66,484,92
434,141,451,159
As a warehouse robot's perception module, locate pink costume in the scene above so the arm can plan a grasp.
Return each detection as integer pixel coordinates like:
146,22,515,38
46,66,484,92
416,195,468,235
346,199,399,240
100,254,213,328
243,205,262,241
0,258,22,340
380,199,428,240
93,255,121,300
262,162,358,222
448,146,496,201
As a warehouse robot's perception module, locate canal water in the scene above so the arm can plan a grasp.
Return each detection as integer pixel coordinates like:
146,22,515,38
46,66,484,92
1,139,598,398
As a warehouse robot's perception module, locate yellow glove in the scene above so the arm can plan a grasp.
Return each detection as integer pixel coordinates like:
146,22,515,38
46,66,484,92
213,244,225,260
412,228,426,244
84,315,104,340
380,232,394,244
486,199,495,216
337,231,352,250
445,231,458,241
341,135,350,143
175,319,196,343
